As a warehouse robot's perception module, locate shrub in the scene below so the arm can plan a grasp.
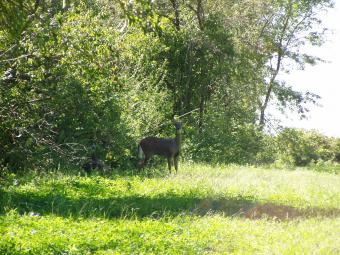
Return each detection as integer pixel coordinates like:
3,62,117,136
275,128,337,166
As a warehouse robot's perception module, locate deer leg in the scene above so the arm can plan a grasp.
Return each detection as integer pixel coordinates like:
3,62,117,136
143,155,150,167
167,157,172,174
174,155,179,173
138,158,144,170
138,155,150,171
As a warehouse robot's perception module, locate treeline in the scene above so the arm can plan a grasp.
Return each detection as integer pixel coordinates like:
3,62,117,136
0,0,336,172
260,129,340,168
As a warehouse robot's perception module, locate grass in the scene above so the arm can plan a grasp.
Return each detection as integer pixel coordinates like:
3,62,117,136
0,164,339,254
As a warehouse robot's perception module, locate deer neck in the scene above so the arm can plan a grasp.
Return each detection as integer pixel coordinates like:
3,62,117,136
175,129,181,147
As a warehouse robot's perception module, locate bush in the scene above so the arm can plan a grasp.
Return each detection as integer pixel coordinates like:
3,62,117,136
275,128,338,166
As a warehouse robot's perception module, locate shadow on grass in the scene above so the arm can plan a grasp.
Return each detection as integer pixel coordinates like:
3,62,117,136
1,186,339,220
0,188,254,218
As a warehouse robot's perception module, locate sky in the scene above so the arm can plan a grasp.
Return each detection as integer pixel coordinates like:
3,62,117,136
269,0,340,138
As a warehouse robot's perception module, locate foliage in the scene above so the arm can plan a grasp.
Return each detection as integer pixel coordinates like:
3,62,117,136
275,128,339,167
187,104,261,164
0,0,336,171
1,3,133,171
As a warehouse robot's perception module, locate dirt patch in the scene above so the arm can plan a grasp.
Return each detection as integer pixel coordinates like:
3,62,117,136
194,199,340,220
195,198,254,216
243,203,340,220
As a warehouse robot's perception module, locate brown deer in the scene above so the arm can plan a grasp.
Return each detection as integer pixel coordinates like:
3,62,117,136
138,121,182,173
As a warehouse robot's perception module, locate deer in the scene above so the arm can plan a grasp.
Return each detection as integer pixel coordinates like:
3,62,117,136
82,154,104,174
138,121,182,173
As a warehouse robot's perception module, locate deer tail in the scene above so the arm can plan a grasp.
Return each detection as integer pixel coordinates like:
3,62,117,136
138,144,144,160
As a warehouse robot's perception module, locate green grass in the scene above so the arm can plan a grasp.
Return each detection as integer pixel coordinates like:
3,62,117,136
0,164,339,254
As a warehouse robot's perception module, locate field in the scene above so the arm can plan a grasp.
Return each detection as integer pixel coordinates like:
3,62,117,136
0,164,339,254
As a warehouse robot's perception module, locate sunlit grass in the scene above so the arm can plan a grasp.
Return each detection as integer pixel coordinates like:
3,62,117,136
0,163,339,254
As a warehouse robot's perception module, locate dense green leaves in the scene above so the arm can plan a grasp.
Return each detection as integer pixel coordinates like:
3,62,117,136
276,128,340,167
0,0,336,172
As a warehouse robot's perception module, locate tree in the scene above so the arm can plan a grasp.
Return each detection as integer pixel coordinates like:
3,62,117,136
0,0,335,171
254,0,333,126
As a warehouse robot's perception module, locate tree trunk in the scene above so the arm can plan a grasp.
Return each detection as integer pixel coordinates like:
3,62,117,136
198,95,205,135
259,51,282,127
196,0,205,30
259,4,291,128
170,0,180,30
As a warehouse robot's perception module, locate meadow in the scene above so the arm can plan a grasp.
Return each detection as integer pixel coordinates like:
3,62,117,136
0,164,339,254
